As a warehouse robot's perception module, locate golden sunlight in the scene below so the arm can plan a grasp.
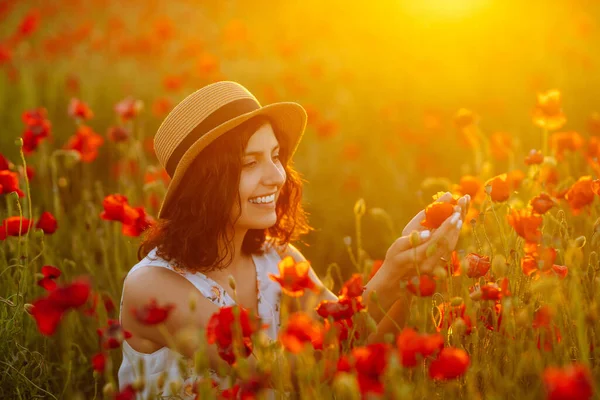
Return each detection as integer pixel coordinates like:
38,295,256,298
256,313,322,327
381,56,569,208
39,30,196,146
400,0,490,19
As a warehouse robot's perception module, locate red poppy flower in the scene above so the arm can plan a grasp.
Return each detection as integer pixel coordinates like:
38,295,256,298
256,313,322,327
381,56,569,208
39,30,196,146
530,193,556,214
396,327,444,367
0,153,10,170
97,319,133,350
547,264,568,280
115,97,143,121
480,278,511,301
507,208,543,243
37,265,61,291
31,278,91,335
420,201,455,229
206,306,261,364
407,275,436,296
279,312,324,354
551,131,584,161
348,343,391,395
100,194,140,224
316,296,365,321
152,97,172,117
0,170,25,197
480,302,503,331
68,98,93,120
91,352,107,372
115,384,137,400
122,206,155,237
63,125,104,162
459,175,482,198
522,243,557,276
532,89,566,131
0,216,34,240
446,251,462,276
131,298,175,325
339,274,365,298
269,256,318,297
542,363,593,400
107,126,131,143
434,303,473,335
428,347,470,380
322,318,359,348
525,149,544,165
36,211,57,234
465,253,491,278
484,174,510,202
565,176,597,216
16,8,40,39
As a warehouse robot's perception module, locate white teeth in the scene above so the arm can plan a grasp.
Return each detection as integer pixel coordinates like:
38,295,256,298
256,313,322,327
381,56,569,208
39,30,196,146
249,193,275,204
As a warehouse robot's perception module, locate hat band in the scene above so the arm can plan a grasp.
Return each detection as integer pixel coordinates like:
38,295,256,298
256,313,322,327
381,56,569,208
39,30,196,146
165,98,260,176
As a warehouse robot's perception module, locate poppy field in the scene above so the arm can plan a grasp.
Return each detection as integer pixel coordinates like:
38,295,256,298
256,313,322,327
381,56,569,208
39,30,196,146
2,0,600,399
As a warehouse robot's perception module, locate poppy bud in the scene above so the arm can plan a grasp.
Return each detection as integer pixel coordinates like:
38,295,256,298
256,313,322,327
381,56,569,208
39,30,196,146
23,303,34,314
450,317,467,336
433,266,447,279
228,275,236,291
15,137,23,147
353,198,366,217
102,383,115,396
343,236,352,247
169,378,182,395
332,372,360,400
132,377,145,392
409,230,421,247
450,297,464,307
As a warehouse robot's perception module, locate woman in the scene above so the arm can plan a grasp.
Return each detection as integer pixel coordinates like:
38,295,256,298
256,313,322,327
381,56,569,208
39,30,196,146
117,81,468,398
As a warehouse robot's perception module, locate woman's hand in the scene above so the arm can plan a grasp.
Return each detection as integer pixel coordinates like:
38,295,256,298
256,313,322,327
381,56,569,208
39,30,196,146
381,192,470,280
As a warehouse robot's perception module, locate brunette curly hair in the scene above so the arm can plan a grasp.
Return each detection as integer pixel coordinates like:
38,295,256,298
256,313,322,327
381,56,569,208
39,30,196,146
138,114,312,273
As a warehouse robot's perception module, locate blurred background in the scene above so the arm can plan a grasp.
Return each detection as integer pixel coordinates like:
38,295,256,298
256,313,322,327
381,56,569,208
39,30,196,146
1,0,599,272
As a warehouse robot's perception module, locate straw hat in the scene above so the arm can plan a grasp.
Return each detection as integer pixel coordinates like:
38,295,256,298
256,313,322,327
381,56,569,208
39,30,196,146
154,81,307,219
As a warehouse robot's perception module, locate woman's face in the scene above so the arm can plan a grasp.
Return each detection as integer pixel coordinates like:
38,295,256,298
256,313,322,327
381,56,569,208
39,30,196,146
233,122,286,229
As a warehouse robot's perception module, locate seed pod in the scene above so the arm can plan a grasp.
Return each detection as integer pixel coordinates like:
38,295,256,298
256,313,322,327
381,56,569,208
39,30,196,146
409,230,421,247
23,303,34,314
450,297,464,307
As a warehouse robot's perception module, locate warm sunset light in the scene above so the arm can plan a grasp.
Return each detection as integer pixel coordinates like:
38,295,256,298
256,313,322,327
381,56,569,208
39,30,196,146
1,0,599,398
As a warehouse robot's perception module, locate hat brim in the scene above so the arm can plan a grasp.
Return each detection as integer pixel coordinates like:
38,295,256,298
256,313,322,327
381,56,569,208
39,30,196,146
157,102,307,219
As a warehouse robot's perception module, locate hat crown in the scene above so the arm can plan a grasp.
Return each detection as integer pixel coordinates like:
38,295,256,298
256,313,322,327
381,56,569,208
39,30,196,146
154,81,261,169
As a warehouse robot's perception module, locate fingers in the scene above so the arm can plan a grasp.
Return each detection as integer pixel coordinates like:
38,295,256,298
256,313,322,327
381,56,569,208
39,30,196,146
388,229,432,255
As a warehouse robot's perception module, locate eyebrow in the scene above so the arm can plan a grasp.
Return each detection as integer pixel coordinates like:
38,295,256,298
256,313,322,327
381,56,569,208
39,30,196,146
244,144,280,156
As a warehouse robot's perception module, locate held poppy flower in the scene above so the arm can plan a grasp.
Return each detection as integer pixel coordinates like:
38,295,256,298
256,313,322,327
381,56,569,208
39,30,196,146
530,193,556,214
0,170,25,197
507,208,543,243
0,216,34,240
407,275,436,297
484,174,510,202
269,256,318,297
206,306,261,364
565,176,597,216
465,253,491,278
279,312,324,354
525,149,544,165
428,347,470,380
532,89,566,131
122,206,155,237
100,194,140,225
396,327,444,367
36,211,57,234
420,201,455,229
68,98,94,120
542,363,594,400
31,278,91,335
63,125,104,163
37,265,61,291
131,298,175,325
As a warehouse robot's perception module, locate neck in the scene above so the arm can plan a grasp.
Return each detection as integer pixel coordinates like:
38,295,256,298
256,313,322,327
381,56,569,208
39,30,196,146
217,226,250,274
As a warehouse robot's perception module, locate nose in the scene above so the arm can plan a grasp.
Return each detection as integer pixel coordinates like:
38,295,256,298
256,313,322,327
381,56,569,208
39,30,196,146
262,159,286,188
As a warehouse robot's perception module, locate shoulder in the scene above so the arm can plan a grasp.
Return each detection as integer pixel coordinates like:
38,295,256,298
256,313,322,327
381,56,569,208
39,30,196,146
272,242,307,263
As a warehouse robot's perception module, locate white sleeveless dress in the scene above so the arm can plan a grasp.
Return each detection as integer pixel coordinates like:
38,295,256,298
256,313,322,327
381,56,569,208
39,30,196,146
117,244,283,399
